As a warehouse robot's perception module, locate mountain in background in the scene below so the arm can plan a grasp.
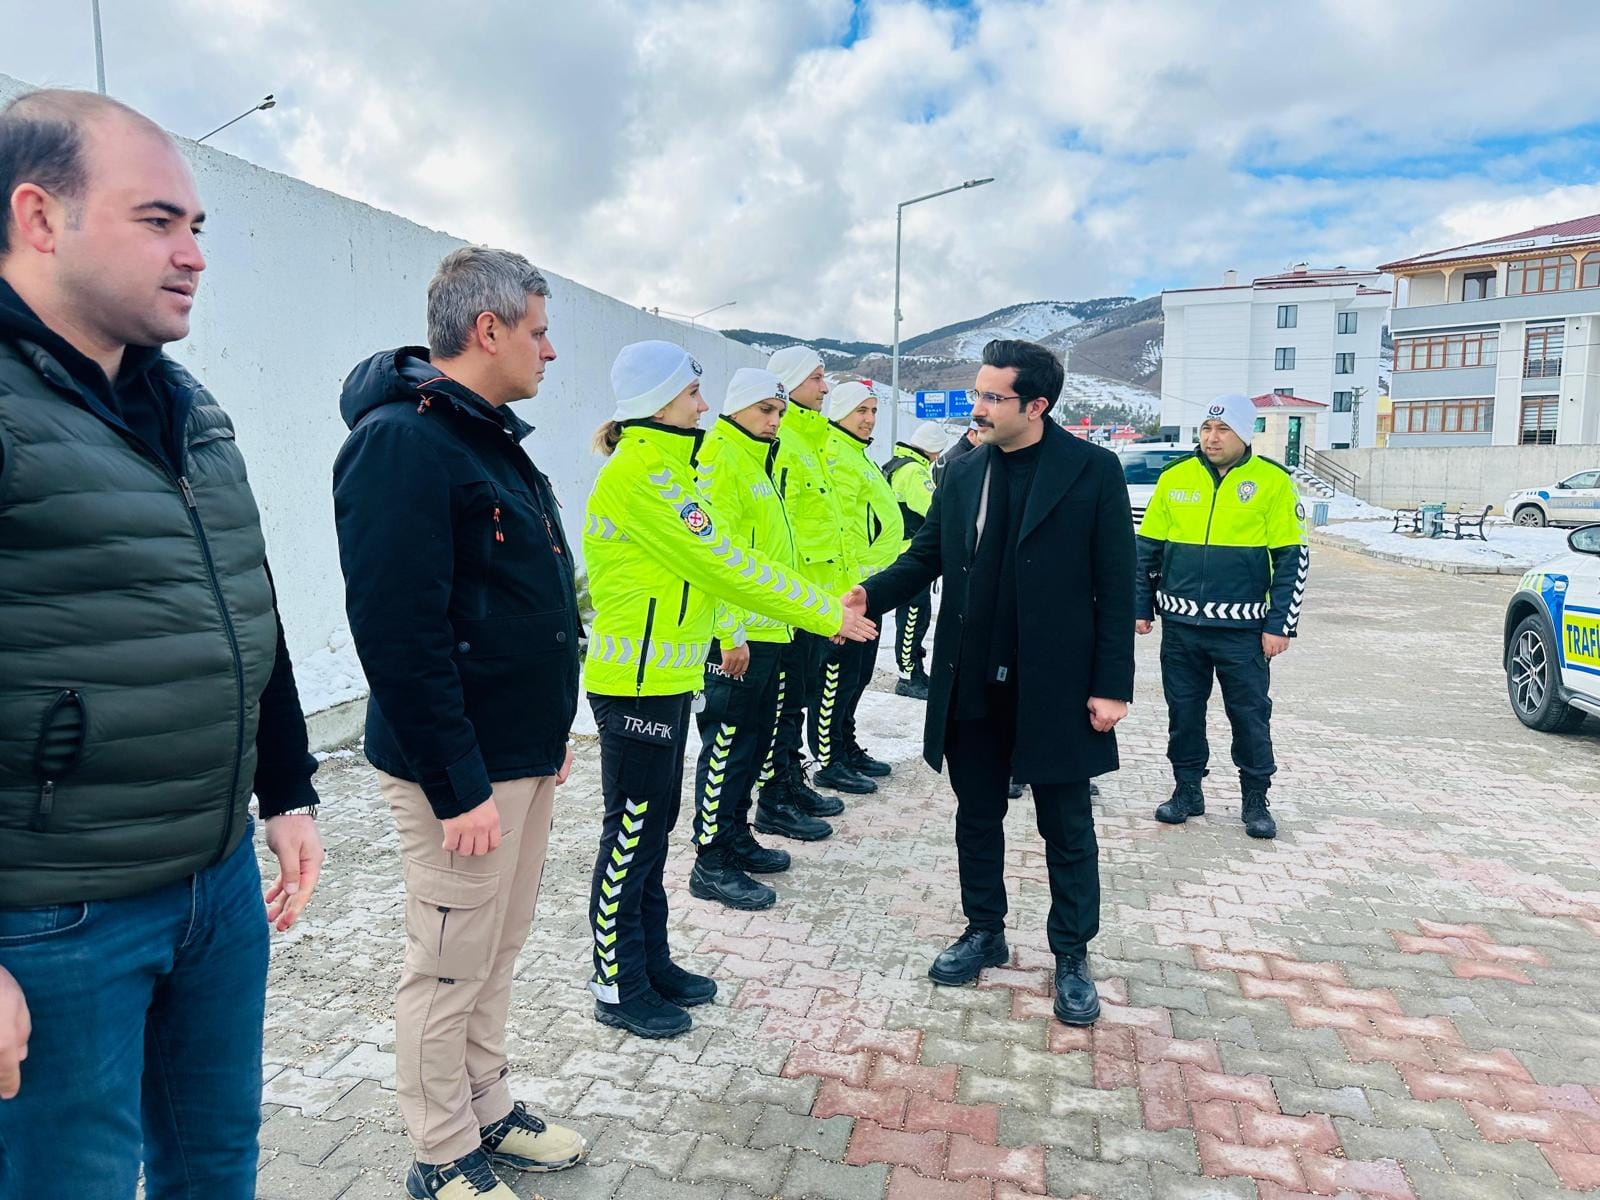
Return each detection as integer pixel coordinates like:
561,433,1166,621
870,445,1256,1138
724,295,1164,429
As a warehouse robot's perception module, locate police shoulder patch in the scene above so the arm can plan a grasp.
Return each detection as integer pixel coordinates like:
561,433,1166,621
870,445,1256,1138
924,478,936,492
1295,502,1306,520
680,501,714,537
1237,480,1258,503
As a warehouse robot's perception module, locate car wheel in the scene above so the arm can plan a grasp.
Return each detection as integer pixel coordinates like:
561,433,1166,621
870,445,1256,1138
1513,505,1547,527
1506,615,1586,732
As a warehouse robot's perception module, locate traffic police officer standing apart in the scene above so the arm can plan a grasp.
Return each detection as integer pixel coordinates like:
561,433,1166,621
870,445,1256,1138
1135,392,1309,839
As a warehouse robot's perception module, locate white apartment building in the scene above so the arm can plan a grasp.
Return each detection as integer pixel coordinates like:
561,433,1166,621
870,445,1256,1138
1380,214,1600,446
1161,266,1390,455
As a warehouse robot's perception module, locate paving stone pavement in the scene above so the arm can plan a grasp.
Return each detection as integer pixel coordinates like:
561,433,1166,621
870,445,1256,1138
257,546,1600,1199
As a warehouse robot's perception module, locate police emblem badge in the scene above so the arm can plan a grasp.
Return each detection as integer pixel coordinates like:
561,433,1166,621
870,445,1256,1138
680,502,714,537
1237,480,1257,503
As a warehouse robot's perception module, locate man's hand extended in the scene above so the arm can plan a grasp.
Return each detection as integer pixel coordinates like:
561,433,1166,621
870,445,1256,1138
441,796,502,856
719,642,751,679
1087,697,1129,733
0,967,29,1100
264,814,324,933
1262,632,1290,659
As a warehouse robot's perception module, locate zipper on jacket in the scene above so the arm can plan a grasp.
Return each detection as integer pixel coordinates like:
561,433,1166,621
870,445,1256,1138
636,597,658,693
677,581,690,625
1197,470,1222,609
31,688,86,833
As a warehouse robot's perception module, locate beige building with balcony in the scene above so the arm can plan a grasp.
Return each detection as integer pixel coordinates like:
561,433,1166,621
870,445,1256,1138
1380,215,1600,446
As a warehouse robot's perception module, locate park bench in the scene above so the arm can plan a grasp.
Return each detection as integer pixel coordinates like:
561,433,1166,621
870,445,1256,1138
1391,508,1421,533
1446,505,1491,541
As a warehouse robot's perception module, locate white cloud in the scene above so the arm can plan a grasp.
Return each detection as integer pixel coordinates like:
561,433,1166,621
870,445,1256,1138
4,0,1600,338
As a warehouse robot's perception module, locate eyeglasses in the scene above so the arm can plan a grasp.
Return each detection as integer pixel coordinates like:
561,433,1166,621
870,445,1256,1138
971,390,1034,406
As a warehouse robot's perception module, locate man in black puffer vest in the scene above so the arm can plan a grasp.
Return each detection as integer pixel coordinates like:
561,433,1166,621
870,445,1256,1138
0,91,323,1196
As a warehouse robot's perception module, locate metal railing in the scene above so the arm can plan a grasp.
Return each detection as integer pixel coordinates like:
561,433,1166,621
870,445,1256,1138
1524,358,1562,378
1301,447,1361,497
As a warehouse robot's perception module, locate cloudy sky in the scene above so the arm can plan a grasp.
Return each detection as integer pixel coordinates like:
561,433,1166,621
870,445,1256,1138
6,0,1600,340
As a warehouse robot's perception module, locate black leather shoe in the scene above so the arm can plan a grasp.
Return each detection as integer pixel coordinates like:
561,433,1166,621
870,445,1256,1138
1155,780,1205,824
690,852,777,910
729,829,791,874
814,761,877,794
1007,780,1025,800
848,745,892,778
754,800,833,841
786,766,845,816
1089,782,1100,797
894,675,929,700
648,960,718,1008
928,928,1009,986
1241,788,1277,839
1053,955,1101,1025
594,989,692,1038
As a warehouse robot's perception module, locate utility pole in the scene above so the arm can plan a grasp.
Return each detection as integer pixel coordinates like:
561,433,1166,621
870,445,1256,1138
1349,385,1366,449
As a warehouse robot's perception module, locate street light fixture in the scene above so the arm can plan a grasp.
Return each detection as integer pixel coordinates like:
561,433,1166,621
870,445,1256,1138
197,94,277,144
889,176,994,445
652,300,738,330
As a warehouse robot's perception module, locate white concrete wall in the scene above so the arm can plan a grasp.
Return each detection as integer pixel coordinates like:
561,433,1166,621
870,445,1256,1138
1324,444,1600,511
0,73,764,713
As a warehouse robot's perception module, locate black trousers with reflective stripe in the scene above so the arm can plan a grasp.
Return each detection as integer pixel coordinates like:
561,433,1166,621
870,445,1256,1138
587,693,690,1004
1159,621,1276,791
807,634,878,765
771,632,828,778
840,631,880,752
894,589,932,675
693,641,783,850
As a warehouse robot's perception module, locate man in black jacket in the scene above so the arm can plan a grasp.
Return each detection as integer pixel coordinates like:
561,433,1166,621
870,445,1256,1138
852,340,1135,1027
333,248,587,1198
0,90,322,1196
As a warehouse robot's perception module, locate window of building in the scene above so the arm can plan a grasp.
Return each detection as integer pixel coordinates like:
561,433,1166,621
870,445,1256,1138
1392,399,1492,435
1253,417,1266,433
1335,352,1355,374
1462,271,1497,300
1583,258,1600,289
1524,326,1564,378
1394,332,1498,370
1277,304,1297,329
1332,442,1350,450
1274,347,1295,370
1337,311,1357,334
1377,410,1393,435
1333,391,1353,412
1274,387,1294,396
1520,396,1558,444
1507,254,1576,295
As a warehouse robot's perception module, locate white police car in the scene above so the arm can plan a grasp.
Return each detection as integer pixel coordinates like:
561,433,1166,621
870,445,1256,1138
1505,468,1600,527
1504,524,1600,731
1119,445,1192,524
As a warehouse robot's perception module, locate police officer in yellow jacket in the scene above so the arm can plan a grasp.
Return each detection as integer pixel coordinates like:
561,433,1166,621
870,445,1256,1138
1135,393,1309,839
883,422,946,700
583,342,876,1038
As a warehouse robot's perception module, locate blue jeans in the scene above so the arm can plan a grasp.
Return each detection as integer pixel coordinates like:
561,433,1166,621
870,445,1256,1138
0,826,269,1198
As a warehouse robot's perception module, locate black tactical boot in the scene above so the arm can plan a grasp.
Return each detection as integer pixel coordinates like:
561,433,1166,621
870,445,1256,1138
1053,955,1101,1026
1007,780,1025,800
847,744,892,778
786,763,844,816
754,796,833,841
927,928,1010,986
594,988,692,1039
894,669,930,700
729,828,791,874
814,760,877,794
690,847,777,910
1155,780,1206,825
648,960,718,1008
1241,788,1277,839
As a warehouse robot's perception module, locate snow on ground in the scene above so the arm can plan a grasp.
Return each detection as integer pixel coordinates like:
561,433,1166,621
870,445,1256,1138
1319,490,1391,520
947,302,1083,359
1057,372,1158,417
292,623,366,714
1316,518,1571,571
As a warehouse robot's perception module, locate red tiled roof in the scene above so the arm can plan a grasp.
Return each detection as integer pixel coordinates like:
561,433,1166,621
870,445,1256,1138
1380,211,1600,272
1251,392,1327,409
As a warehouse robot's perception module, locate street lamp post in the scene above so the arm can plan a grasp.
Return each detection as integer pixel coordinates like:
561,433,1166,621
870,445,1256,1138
197,94,276,144
91,0,106,94
890,177,994,445
688,300,737,329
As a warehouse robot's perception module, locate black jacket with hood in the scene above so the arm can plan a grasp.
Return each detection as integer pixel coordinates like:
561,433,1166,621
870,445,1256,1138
333,347,580,819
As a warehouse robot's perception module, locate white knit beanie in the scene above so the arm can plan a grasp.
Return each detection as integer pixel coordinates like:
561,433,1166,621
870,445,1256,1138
908,421,948,456
722,367,787,417
826,379,877,423
1199,393,1257,444
610,340,703,422
767,345,824,393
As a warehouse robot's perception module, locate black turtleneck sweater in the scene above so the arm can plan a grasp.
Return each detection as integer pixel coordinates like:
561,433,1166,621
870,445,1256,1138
953,435,1044,720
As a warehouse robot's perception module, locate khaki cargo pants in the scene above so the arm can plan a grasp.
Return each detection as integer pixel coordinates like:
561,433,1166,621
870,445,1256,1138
379,771,556,1165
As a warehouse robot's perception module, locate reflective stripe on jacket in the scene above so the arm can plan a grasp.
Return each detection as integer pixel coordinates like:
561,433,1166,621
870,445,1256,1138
1135,449,1308,635
583,421,843,697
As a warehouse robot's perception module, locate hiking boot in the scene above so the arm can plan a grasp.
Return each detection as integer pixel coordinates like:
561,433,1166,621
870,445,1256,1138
847,745,892,777
480,1102,588,1173
407,1148,516,1199
1089,782,1100,797
729,828,791,874
1007,780,1025,800
594,988,693,1039
1241,788,1277,839
649,960,718,1008
785,764,844,816
814,761,877,794
1052,956,1101,1026
690,849,778,911
928,928,1010,986
1155,780,1205,825
754,798,833,841
894,674,930,700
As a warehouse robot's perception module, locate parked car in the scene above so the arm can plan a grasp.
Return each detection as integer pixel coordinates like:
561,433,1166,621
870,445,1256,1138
1118,445,1193,524
1505,469,1600,527
1503,523,1600,732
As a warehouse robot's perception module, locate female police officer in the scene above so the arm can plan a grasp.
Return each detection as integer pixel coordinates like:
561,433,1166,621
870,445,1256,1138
582,341,875,1038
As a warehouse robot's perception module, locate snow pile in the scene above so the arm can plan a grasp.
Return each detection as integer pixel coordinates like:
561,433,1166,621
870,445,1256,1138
1320,491,1391,520
1315,518,1570,571
292,623,366,713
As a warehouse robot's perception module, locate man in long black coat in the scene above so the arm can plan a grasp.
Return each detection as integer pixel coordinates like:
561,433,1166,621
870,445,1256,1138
853,339,1135,1025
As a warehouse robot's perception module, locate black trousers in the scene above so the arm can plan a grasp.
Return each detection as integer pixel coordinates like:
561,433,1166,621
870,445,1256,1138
808,633,878,765
693,641,784,850
587,693,691,1004
842,630,880,751
771,631,828,777
894,588,933,675
944,685,1099,959
1159,621,1276,791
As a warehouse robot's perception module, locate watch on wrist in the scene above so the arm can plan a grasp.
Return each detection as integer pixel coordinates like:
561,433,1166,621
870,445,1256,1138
273,804,319,819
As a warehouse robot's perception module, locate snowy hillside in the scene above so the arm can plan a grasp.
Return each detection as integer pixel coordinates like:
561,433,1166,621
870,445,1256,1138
1058,373,1159,419
903,298,1135,360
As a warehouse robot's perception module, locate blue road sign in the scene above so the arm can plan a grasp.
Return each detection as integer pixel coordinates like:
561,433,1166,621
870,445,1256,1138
915,389,974,420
